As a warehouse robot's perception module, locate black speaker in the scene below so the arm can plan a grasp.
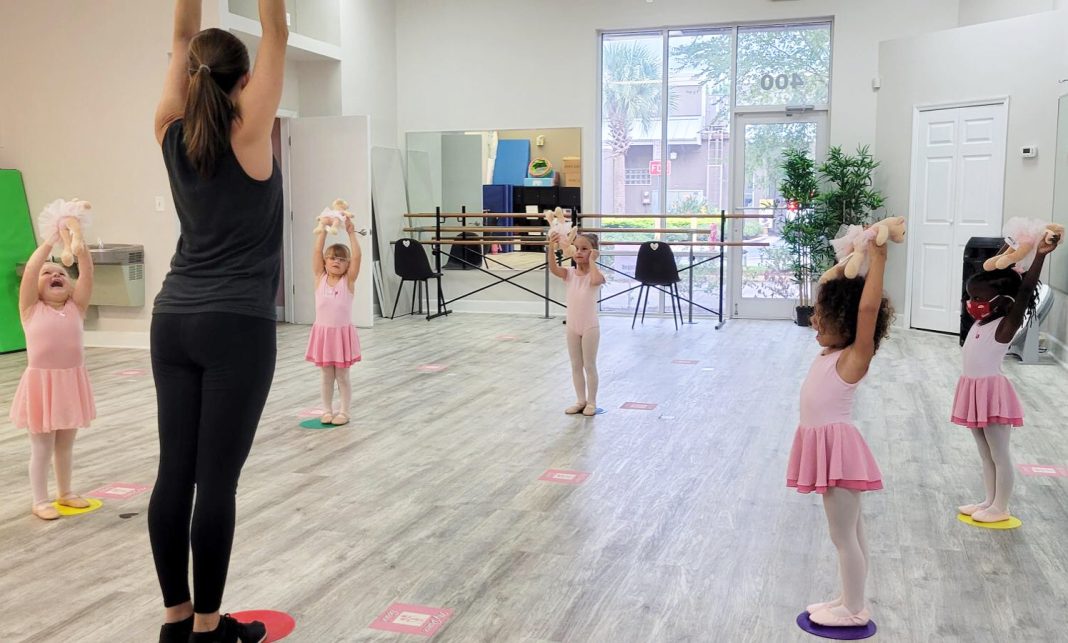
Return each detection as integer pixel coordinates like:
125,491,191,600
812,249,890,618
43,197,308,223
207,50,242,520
960,236,1004,345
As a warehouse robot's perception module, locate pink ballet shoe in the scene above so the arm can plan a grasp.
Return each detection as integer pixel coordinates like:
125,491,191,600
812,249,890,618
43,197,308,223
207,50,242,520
971,507,1012,523
564,402,586,415
582,404,597,417
32,503,60,521
809,606,871,627
56,494,90,509
958,502,990,516
806,597,842,614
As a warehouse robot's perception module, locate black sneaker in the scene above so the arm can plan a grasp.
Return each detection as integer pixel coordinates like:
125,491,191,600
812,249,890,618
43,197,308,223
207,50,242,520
189,614,267,643
159,616,193,643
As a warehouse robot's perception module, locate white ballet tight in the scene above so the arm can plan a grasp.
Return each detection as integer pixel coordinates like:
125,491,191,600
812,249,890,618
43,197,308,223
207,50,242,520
320,366,352,415
822,488,868,614
566,328,600,406
29,430,78,505
970,425,1014,513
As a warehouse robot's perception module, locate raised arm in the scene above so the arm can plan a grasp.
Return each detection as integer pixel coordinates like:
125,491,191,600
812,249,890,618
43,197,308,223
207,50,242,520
839,241,886,383
19,233,59,314
72,242,95,314
154,0,202,144
232,0,288,150
588,248,606,286
312,230,326,279
346,220,362,286
546,233,568,279
996,232,1060,343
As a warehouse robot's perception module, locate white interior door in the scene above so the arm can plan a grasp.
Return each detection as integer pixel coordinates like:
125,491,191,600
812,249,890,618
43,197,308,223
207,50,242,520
288,115,374,326
909,102,1006,333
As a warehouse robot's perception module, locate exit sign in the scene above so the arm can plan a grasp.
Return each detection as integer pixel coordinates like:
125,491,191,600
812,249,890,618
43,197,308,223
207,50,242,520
649,160,672,176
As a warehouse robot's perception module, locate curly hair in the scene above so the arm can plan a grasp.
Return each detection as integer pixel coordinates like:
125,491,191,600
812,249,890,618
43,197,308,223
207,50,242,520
815,277,895,352
966,268,1038,324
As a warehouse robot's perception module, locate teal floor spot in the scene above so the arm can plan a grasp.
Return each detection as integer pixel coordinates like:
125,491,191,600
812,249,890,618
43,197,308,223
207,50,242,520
299,418,336,430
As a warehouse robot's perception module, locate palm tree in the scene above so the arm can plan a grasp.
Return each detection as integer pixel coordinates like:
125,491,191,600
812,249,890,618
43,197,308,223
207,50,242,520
603,41,661,214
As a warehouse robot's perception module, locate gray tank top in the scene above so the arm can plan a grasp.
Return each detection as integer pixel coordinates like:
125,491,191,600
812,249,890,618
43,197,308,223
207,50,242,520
154,121,283,320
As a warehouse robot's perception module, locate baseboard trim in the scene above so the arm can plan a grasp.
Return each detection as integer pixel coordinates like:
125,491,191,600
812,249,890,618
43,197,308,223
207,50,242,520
84,331,150,350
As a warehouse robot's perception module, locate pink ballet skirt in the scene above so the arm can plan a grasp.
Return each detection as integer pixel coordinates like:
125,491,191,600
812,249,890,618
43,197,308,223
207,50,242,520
305,324,361,367
787,423,884,493
785,350,883,494
9,300,96,433
305,274,361,368
951,375,1023,428
951,319,1023,429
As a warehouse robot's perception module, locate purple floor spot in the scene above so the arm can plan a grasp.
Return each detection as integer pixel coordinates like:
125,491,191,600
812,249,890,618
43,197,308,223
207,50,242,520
796,612,876,640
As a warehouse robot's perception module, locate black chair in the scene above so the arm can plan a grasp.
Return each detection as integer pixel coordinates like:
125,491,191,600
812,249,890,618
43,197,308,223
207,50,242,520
391,238,445,320
443,232,484,270
632,241,684,330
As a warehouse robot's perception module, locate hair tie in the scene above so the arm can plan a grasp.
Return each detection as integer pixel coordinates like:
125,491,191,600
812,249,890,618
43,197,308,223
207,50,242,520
198,63,211,74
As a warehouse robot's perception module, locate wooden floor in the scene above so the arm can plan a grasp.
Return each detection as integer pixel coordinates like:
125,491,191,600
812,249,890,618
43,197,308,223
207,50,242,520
2,314,1067,642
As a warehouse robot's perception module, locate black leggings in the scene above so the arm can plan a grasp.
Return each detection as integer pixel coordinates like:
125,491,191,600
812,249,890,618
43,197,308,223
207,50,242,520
148,312,276,613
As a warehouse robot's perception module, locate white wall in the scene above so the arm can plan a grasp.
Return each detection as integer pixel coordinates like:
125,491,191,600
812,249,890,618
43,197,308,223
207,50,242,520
340,0,398,149
958,0,1054,26
875,12,1064,349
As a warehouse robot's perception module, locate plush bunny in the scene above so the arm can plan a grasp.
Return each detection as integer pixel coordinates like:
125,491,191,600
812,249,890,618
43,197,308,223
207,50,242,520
313,198,354,235
983,217,1064,273
545,207,578,259
37,198,92,267
819,216,906,284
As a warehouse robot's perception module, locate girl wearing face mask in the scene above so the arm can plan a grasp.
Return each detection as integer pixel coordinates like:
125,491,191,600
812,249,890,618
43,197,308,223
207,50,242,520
953,232,1061,523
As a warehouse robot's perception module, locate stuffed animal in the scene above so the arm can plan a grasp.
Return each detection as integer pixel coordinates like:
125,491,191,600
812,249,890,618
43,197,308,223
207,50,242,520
545,207,578,259
37,198,92,267
819,216,906,284
983,217,1064,273
313,199,354,235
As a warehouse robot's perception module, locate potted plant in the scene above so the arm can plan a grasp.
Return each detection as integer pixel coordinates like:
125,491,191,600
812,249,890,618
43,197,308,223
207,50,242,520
779,148,825,326
817,144,885,226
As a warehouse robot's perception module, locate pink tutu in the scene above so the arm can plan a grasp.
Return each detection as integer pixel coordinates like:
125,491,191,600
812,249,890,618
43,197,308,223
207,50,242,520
786,422,883,494
951,375,1023,429
305,323,361,368
10,366,96,433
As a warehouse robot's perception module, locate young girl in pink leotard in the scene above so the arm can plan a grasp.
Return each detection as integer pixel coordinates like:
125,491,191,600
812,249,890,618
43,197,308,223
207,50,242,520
10,229,96,521
548,232,604,416
786,237,894,628
952,230,1060,523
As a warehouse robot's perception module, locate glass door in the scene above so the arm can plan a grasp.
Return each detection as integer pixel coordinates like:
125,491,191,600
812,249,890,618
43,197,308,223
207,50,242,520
730,112,826,319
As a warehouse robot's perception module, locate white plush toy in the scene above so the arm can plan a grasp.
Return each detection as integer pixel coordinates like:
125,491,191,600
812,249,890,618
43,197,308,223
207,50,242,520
313,199,355,235
545,207,578,259
38,198,92,267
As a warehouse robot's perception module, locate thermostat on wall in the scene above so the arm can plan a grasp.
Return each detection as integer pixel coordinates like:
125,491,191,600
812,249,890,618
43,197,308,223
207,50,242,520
1021,145,1038,158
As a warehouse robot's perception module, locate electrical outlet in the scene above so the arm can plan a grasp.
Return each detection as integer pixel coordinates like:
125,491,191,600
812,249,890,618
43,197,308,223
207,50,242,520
155,196,166,212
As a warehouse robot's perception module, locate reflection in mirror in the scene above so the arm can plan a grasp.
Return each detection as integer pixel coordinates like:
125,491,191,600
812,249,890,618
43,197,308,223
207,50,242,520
405,127,582,270
1052,95,1068,292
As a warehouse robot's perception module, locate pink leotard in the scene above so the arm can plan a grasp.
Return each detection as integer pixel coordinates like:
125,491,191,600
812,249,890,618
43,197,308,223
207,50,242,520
565,267,599,336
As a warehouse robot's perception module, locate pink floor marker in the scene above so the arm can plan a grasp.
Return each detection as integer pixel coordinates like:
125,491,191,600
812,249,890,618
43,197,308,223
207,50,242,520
621,402,657,411
115,368,146,377
496,334,519,341
672,359,699,365
296,407,325,418
229,610,295,642
538,469,591,485
1017,464,1068,477
369,603,453,637
87,483,151,500
417,364,448,373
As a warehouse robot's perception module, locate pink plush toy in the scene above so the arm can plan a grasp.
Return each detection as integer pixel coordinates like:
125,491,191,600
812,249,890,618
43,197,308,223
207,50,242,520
819,216,906,284
546,207,578,259
983,217,1064,273
37,198,92,267
313,199,354,235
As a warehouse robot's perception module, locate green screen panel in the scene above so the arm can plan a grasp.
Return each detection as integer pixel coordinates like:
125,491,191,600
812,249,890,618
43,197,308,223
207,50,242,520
0,170,38,353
